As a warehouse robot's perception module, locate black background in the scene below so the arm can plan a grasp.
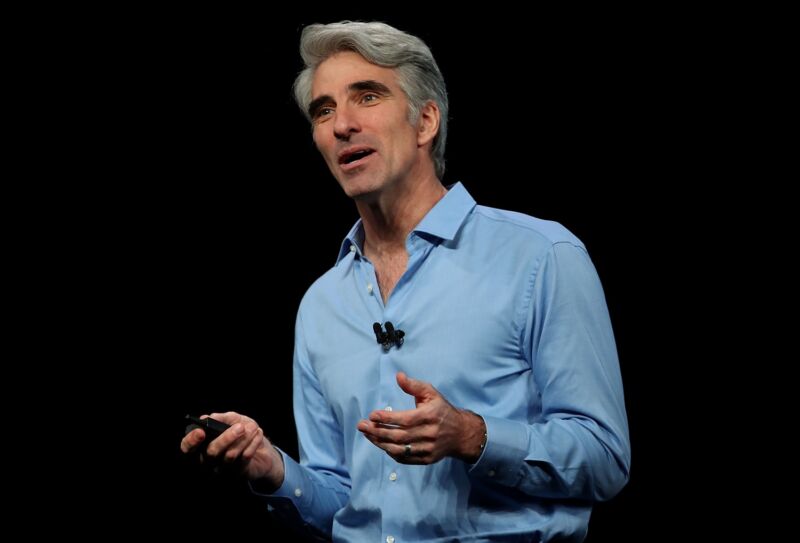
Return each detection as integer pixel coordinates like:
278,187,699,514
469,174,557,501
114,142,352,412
82,8,715,541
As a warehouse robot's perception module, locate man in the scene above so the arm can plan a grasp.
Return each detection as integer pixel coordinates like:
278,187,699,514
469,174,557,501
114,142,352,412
181,21,630,542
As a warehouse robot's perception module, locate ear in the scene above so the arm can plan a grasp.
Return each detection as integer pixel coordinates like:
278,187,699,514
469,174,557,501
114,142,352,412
416,100,441,148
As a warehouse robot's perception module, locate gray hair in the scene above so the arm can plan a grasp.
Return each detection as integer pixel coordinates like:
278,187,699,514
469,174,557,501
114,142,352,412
293,21,449,178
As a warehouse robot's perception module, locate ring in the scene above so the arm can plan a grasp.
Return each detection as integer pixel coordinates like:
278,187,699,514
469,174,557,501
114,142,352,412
403,444,412,458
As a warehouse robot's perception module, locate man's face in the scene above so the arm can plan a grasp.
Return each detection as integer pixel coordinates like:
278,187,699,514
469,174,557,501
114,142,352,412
309,51,422,200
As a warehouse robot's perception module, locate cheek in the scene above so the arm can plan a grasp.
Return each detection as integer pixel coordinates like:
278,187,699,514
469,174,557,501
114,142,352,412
312,133,333,160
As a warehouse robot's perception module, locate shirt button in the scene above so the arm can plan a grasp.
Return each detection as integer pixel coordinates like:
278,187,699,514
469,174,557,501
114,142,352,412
386,537,395,543
487,470,496,477
294,488,302,497
367,283,373,294
349,245,356,252
384,406,393,412
389,472,397,481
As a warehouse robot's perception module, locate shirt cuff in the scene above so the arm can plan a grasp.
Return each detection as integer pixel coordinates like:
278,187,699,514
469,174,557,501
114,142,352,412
248,447,310,512
468,415,530,487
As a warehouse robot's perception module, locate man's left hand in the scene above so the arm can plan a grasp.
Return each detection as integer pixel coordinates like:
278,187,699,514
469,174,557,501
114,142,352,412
357,372,486,465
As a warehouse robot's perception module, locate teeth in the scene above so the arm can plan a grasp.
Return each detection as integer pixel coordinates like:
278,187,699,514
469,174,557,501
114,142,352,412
343,150,370,164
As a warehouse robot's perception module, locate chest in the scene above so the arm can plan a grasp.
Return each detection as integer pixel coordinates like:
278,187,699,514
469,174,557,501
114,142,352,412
306,250,535,424
372,252,408,303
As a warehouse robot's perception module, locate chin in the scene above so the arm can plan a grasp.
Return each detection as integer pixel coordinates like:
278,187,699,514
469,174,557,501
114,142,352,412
337,174,383,201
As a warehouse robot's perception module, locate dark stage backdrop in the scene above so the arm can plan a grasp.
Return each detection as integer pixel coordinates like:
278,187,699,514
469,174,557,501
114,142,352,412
102,9,699,542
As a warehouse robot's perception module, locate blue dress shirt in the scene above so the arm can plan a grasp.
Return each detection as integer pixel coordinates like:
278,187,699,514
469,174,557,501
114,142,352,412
258,183,630,542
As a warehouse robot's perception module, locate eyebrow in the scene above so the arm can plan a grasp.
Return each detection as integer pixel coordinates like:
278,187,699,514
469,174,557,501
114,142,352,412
307,80,393,119
349,80,391,95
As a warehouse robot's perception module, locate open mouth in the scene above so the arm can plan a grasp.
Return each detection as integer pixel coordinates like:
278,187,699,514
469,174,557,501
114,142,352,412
338,148,376,166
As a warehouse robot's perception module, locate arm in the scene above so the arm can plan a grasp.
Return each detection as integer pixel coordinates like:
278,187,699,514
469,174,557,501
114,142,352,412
251,311,351,538
470,241,630,501
358,242,630,501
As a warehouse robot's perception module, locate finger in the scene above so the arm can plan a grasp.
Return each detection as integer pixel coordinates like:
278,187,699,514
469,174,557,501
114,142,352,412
223,422,260,463
360,430,430,465
396,372,436,402
367,408,417,428
206,422,245,457
361,432,400,454
242,428,265,460
180,428,207,453
382,440,431,465
357,419,413,445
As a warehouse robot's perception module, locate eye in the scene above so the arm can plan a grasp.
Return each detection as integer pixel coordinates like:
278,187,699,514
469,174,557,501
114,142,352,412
360,93,379,104
313,107,334,122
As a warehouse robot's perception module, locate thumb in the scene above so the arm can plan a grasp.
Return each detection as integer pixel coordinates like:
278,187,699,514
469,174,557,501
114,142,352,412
396,372,435,402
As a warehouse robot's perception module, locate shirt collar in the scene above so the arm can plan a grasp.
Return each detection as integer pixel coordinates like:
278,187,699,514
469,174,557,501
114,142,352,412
336,182,476,265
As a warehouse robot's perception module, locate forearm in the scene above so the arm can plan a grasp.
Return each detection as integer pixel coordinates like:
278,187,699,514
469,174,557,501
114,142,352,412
265,311,350,537
248,442,286,493
455,409,487,464
478,242,630,501
251,448,350,538
469,415,630,501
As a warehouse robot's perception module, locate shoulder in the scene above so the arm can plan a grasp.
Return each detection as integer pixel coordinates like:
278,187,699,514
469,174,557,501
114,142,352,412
296,259,351,317
469,204,585,251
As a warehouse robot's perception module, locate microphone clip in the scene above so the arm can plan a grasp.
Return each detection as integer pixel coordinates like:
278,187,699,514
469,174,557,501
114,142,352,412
373,321,405,351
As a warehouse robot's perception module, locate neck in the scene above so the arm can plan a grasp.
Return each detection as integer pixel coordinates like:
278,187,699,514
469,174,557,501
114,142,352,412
357,173,446,258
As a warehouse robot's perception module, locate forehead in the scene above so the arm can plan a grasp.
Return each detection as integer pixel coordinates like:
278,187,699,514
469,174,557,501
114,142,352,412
311,51,400,98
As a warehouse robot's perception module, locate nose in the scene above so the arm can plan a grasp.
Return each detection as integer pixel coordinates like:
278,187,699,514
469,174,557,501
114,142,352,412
333,104,361,141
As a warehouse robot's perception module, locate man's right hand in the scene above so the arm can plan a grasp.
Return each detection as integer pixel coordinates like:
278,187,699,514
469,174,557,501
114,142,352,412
180,411,285,491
